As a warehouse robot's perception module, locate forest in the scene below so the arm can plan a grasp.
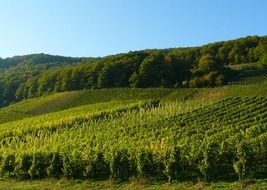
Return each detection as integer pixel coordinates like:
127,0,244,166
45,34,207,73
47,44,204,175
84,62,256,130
0,35,266,107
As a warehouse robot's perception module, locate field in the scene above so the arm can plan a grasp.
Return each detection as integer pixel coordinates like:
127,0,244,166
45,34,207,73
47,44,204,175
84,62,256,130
0,72,266,189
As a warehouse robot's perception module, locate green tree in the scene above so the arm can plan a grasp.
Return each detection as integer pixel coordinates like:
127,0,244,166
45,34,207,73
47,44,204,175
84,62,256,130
136,52,165,87
198,54,219,72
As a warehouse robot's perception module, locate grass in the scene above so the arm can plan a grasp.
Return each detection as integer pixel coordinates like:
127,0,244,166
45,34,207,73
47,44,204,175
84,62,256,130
0,91,82,124
0,179,266,190
1,84,265,125
190,82,267,103
0,88,193,124
225,62,259,70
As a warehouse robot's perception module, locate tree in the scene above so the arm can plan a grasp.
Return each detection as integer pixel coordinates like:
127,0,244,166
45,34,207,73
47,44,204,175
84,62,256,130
136,52,165,87
198,54,219,72
259,53,267,68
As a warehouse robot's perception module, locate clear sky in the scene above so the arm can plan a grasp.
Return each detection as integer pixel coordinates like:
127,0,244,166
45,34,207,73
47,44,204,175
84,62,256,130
0,0,266,58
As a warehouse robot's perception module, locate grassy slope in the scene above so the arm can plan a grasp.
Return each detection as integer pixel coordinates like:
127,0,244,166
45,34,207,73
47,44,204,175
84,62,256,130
0,88,194,124
190,81,267,102
0,91,82,124
2,68,266,125
1,81,266,125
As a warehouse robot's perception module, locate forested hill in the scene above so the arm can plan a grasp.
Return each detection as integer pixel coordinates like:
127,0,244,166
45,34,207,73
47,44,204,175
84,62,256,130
0,53,86,70
0,54,97,106
0,35,267,107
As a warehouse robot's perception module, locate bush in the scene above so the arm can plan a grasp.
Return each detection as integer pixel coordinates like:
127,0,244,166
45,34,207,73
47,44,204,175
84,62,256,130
28,152,49,178
1,154,15,177
62,152,85,179
84,152,110,180
163,147,181,183
14,154,32,178
136,150,154,177
110,150,134,180
47,152,63,178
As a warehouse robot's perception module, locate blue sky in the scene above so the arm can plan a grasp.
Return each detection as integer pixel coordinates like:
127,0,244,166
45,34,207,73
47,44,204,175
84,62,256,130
0,0,266,58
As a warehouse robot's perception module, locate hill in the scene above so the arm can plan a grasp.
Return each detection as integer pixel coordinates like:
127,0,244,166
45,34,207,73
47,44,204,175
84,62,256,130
0,35,267,107
0,35,267,188
1,75,266,125
0,89,266,182
0,54,96,107
0,54,80,70
0,74,265,183
0,88,194,124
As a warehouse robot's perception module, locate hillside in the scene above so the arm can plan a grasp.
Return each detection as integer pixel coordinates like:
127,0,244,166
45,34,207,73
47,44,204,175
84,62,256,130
0,93,266,182
0,73,265,184
0,36,267,189
0,35,267,107
0,54,96,107
0,54,82,70
0,88,194,124
228,69,267,85
1,76,266,125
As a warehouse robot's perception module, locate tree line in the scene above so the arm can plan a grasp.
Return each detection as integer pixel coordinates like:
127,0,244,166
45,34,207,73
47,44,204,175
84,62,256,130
0,35,267,106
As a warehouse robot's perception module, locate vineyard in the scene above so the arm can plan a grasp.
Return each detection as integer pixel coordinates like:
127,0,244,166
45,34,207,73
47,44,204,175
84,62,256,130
0,72,266,187
228,69,267,85
0,96,266,182
0,88,194,124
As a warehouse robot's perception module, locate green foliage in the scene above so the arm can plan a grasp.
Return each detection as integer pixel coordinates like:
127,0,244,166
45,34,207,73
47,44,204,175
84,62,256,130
228,70,267,85
0,88,194,124
61,151,85,179
14,154,32,178
1,35,267,106
0,38,266,184
197,54,219,72
1,154,15,177
28,152,50,178
136,150,154,177
110,149,132,180
259,53,267,68
46,152,63,178
83,153,110,180
134,52,165,87
0,94,266,182
163,147,181,183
